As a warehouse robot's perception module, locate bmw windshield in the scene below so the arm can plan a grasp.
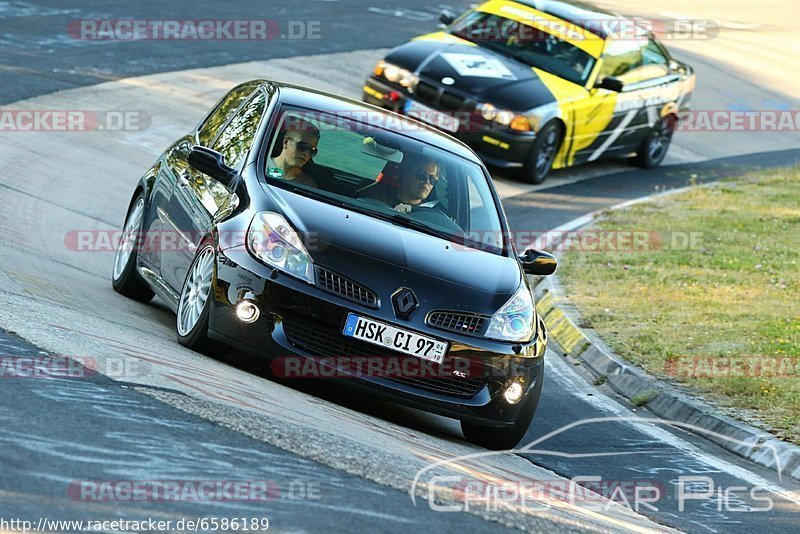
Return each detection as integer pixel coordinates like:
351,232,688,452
261,107,509,255
449,11,596,85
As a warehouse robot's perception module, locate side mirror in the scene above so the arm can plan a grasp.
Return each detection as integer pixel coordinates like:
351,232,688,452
520,249,557,276
439,10,455,26
595,76,624,92
187,145,237,186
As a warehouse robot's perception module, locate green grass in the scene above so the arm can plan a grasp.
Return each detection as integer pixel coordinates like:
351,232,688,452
558,168,800,443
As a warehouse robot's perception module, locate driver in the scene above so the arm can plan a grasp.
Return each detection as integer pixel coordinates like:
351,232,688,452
267,117,320,187
364,153,439,213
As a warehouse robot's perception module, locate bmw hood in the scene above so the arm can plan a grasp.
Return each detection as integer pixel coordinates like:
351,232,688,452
385,39,557,111
268,187,522,311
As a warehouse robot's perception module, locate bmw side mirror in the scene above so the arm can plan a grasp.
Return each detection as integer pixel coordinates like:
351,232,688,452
596,76,624,92
439,10,455,26
520,249,557,276
188,145,237,187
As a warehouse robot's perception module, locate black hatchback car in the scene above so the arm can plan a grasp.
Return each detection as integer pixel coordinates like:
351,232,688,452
111,80,557,449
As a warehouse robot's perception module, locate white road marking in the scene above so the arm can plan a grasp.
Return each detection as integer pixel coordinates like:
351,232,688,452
546,350,800,508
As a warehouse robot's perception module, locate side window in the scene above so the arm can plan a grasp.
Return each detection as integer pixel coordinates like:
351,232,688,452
642,38,669,66
600,39,670,85
599,40,643,80
197,86,255,147
212,90,267,169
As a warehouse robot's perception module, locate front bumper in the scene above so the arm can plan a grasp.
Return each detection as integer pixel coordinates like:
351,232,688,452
208,245,546,427
363,77,535,170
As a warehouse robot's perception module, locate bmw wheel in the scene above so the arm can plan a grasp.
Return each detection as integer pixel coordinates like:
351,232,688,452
112,194,155,302
634,115,676,168
176,243,219,353
522,121,563,185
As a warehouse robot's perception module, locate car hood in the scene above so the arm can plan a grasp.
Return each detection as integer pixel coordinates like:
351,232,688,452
386,39,558,111
269,187,522,312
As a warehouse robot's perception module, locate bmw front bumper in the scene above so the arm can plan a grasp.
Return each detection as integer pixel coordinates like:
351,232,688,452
362,77,536,170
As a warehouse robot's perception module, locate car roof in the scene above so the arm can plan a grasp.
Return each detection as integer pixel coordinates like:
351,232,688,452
509,0,624,39
253,80,483,165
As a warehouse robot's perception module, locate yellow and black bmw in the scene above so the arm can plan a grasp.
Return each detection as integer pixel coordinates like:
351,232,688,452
362,0,696,183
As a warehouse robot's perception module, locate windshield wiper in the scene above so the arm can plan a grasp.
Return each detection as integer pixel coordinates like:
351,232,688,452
379,212,457,242
270,180,349,208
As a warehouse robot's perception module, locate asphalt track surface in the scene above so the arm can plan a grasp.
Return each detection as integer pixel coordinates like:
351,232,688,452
0,330,513,534
0,0,476,105
2,1,800,532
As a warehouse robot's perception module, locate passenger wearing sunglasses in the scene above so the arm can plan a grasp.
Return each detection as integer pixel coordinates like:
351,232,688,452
268,118,320,187
363,153,439,214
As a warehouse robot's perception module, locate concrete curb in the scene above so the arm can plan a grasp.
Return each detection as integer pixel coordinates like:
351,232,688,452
535,274,800,482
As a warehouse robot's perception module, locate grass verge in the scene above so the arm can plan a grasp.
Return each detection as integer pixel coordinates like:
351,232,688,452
558,167,800,443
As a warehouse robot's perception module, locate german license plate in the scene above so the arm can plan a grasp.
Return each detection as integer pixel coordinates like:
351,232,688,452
405,99,460,133
342,313,448,364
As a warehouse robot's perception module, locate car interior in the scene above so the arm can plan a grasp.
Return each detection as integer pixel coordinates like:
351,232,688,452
263,111,508,255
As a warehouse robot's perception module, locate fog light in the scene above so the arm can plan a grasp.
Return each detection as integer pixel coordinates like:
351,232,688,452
504,381,524,404
235,300,260,323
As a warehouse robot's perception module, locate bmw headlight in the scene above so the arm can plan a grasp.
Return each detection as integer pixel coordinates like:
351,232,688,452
486,284,536,342
247,212,314,284
476,103,531,131
374,60,418,88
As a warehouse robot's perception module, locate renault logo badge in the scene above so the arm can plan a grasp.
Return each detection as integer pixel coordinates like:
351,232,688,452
391,288,418,319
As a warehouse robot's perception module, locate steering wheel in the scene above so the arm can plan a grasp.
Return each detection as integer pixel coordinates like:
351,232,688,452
410,205,465,235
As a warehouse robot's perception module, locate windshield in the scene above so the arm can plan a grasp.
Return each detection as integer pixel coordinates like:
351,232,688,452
262,107,508,255
449,11,595,85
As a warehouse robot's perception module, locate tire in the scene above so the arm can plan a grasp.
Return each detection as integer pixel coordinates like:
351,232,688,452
176,243,220,354
633,114,676,168
112,194,155,302
460,377,543,450
521,121,563,184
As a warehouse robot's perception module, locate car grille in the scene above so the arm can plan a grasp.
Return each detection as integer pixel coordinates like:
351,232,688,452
413,81,465,111
414,81,439,104
439,92,465,111
427,311,489,337
316,266,378,308
282,316,487,398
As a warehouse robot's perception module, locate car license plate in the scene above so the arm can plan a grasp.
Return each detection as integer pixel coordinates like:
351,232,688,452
405,99,460,133
342,313,448,364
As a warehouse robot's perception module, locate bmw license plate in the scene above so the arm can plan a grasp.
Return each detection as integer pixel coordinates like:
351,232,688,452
405,99,460,133
342,313,448,364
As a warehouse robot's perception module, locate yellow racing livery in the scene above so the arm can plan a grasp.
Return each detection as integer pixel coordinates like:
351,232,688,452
363,0,695,183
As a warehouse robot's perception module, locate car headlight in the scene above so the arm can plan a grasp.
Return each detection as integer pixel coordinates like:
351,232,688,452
486,284,536,342
374,60,418,88
246,212,314,284
476,103,531,131
477,102,497,121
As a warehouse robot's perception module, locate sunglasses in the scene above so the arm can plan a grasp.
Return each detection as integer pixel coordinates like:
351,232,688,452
286,137,318,157
414,168,439,185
